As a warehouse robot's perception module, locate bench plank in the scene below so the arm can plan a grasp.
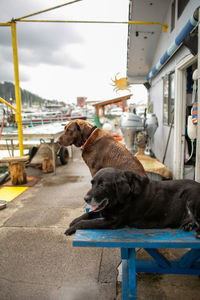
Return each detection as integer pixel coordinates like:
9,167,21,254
0,155,29,163
73,228,200,248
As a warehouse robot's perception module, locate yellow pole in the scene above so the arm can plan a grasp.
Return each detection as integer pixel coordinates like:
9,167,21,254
0,97,17,112
11,20,24,156
16,19,168,32
0,22,11,26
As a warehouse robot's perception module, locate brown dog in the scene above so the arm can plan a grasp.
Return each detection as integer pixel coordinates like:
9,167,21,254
58,119,146,177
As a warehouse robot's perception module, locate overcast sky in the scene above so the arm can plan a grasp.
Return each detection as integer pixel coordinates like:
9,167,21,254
0,0,147,104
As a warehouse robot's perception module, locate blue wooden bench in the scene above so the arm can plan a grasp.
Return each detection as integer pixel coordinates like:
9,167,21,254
73,228,200,300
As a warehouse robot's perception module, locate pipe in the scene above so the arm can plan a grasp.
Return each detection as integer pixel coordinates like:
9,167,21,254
16,19,168,31
146,7,199,81
11,21,24,156
0,22,11,26
0,97,17,112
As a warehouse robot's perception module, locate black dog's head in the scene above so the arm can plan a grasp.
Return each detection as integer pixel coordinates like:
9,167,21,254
84,167,149,212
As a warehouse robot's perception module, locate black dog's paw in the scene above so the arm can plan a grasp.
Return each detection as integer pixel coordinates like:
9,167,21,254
65,226,76,236
70,217,82,227
181,221,195,232
195,230,200,239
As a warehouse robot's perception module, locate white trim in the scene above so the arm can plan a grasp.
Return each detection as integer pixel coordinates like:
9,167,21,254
173,69,186,179
173,54,197,179
127,75,147,84
195,8,200,182
176,54,197,71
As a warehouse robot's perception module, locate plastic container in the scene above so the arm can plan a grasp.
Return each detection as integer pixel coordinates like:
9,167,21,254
0,200,7,210
183,165,195,180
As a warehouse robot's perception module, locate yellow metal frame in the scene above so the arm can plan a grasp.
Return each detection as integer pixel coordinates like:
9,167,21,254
0,97,17,112
11,21,24,156
16,19,168,32
0,0,168,157
0,21,24,156
0,1,83,157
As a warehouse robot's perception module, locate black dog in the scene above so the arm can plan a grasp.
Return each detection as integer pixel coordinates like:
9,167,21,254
65,167,200,238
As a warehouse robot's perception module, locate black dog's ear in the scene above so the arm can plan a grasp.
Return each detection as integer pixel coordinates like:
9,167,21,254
114,174,131,203
124,171,149,195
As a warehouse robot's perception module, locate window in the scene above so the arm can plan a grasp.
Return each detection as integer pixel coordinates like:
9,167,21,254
171,1,175,32
163,72,175,125
178,0,189,18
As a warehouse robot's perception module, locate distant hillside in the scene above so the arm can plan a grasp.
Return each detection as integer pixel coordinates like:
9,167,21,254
0,81,65,107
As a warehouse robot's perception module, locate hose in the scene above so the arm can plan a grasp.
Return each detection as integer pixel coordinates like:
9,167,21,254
187,139,194,162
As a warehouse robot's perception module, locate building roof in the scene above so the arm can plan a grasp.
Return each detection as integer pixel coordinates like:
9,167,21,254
127,0,199,84
127,0,171,84
92,94,132,118
92,94,132,107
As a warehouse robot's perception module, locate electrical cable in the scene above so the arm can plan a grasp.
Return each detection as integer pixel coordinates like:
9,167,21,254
187,139,194,162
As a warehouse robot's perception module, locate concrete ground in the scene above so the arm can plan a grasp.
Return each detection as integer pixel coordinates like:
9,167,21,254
0,148,120,300
0,147,200,300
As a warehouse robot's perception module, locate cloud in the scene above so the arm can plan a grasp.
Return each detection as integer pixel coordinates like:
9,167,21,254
0,60,30,82
17,22,83,49
0,0,85,83
17,46,84,69
0,0,135,102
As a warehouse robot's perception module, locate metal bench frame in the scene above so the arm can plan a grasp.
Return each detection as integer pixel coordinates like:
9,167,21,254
73,228,200,300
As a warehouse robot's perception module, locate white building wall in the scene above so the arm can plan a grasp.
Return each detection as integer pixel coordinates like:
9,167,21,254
148,0,199,173
150,47,190,172
151,0,199,69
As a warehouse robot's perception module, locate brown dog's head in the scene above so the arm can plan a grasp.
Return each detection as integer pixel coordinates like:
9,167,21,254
58,119,94,147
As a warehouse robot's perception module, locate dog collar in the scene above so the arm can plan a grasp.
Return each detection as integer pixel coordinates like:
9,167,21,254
81,126,98,151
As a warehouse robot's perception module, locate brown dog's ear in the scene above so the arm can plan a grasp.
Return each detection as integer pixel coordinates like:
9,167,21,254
124,170,149,195
78,121,93,140
114,174,131,203
75,122,81,132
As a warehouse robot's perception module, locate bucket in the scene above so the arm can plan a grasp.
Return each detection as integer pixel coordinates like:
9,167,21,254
183,165,195,180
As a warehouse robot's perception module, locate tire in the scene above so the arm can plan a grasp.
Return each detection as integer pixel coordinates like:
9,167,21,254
29,146,38,161
58,146,69,165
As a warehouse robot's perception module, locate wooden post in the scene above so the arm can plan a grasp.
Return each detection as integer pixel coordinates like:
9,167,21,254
0,156,29,185
9,161,27,185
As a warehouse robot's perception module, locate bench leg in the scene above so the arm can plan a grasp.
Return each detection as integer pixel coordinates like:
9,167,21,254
121,248,137,300
122,257,129,300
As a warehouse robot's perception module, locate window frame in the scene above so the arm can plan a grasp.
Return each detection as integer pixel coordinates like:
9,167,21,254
163,72,175,126
171,0,175,32
178,0,189,18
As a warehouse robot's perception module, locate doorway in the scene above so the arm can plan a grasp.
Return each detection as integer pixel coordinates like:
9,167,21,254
173,54,198,179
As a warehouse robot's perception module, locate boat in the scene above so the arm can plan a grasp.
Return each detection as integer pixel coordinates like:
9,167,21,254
21,110,71,127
